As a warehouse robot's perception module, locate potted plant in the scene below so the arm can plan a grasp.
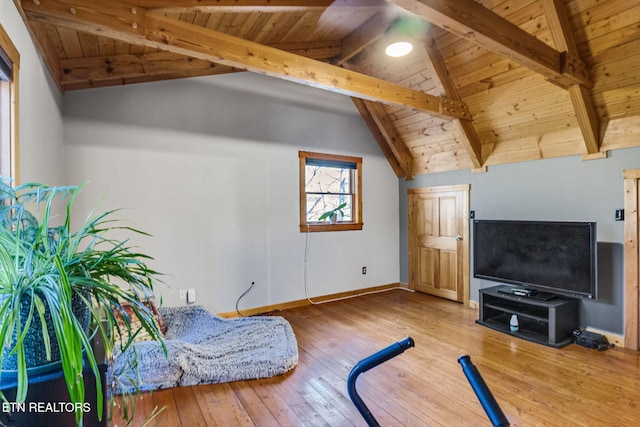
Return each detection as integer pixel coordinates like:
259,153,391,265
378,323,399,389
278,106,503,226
318,202,347,224
0,177,164,425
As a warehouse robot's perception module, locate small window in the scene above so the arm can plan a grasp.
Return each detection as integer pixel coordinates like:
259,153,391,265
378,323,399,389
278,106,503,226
299,151,363,232
0,24,19,180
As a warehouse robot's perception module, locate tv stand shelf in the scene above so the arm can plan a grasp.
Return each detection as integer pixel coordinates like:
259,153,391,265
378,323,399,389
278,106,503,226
476,285,579,348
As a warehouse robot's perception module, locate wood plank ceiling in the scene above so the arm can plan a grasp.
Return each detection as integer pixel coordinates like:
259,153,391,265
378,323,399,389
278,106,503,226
13,0,640,178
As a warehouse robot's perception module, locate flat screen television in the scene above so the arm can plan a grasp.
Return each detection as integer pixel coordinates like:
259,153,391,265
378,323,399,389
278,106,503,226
473,220,597,299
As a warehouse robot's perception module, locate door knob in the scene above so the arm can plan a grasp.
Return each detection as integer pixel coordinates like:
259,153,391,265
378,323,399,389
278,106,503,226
452,234,462,240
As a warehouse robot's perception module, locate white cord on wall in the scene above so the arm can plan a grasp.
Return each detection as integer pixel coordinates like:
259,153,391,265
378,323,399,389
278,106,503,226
304,224,401,305
304,224,318,304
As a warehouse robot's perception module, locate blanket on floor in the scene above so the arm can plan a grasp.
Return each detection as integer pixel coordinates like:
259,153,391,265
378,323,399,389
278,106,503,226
111,305,298,393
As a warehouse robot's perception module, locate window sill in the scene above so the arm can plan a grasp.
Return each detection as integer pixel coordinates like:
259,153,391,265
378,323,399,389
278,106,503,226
300,222,363,232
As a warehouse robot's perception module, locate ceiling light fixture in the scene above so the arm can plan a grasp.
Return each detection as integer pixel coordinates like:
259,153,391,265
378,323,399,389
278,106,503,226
385,41,413,58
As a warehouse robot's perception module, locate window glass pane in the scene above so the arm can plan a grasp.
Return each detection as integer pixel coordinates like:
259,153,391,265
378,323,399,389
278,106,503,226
306,194,352,222
0,47,11,82
305,165,351,194
0,80,8,175
0,27,17,180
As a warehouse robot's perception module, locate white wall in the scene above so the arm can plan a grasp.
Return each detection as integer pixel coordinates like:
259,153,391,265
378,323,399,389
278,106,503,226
62,73,400,314
1,2,64,183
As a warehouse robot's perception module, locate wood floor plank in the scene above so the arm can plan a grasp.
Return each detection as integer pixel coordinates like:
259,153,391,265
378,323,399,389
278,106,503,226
193,383,256,426
229,381,281,426
252,377,305,426
294,350,365,422
149,388,181,426
172,385,207,426
112,289,640,426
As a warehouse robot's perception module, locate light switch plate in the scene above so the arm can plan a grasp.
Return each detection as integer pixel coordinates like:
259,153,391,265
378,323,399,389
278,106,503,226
187,288,196,303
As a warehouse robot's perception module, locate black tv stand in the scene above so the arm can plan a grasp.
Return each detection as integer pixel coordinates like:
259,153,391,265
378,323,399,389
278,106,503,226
477,285,579,348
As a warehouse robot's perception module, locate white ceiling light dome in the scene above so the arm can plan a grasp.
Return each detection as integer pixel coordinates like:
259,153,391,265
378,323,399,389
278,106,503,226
385,41,413,58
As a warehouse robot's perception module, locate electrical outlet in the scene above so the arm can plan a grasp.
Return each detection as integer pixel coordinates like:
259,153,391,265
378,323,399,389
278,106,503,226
362,266,367,275
179,289,187,300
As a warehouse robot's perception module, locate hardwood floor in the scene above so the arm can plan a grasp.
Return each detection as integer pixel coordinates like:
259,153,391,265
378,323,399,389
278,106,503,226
111,289,640,426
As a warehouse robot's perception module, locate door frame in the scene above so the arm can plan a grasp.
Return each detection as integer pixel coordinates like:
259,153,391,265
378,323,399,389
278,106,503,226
408,184,470,305
624,170,640,350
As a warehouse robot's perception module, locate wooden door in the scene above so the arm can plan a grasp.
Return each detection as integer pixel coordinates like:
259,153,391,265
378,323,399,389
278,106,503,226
624,170,640,350
408,185,470,303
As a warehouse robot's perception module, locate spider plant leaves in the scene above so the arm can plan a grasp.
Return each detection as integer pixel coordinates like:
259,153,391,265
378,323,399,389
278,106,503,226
0,177,164,425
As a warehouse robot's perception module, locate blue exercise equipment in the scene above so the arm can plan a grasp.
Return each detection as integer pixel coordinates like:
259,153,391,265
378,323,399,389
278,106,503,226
347,337,509,426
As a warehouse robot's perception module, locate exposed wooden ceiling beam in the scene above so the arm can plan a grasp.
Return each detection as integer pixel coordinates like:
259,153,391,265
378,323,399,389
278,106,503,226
272,40,343,60
11,5,63,91
58,40,341,91
422,33,483,169
340,57,413,178
387,0,592,89
58,51,240,90
351,98,413,179
568,84,601,155
134,0,388,12
21,0,472,120
136,0,333,7
142,12,470,120
61,67,239,91
541,0,600,156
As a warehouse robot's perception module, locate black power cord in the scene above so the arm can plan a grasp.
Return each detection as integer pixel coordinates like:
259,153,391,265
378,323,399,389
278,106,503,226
235,281,256,317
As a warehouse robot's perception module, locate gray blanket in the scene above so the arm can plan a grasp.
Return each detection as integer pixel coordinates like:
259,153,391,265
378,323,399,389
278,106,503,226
112,305,298,393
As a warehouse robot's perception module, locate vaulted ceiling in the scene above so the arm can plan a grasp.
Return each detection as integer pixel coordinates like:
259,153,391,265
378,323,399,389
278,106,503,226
13,0,640,179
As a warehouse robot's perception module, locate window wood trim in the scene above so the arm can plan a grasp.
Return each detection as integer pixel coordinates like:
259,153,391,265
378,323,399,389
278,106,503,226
299,151,363,232
0,24,20,181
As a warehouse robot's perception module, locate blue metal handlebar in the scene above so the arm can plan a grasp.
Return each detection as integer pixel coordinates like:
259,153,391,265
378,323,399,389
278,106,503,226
458,355,510,427
347,337,415,426
347,340,508,427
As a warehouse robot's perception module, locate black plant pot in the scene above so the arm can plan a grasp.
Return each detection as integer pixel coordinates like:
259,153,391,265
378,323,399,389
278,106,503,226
1,290,91,373
0,359,107,427
0,331,107,427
